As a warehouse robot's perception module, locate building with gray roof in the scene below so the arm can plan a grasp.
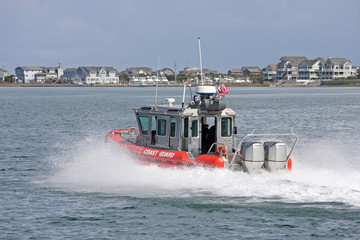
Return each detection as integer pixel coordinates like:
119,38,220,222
71,66,120,84
298,58,325,81
276,56,308,81
319,57,355,80
15,66,63,84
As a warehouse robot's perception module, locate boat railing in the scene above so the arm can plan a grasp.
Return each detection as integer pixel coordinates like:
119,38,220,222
207,142,228,159
228,130,299,170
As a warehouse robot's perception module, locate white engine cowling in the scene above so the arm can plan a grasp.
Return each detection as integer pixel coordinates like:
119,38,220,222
240,142,264,173
264,141,287,172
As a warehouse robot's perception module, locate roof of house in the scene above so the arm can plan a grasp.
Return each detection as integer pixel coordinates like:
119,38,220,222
16,66,44,71
280,56,308,66
78,66,119,76
266,64,277,70
229,69,242,73
241,66,260,70
125,67,153,74
326,58,351,65
0,68,10,74
302,59,319,66
64,68,77,72
242,66,261,73
43,67,62,73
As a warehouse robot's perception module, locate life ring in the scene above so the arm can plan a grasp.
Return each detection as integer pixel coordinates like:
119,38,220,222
216,146,227,157
287,157,292,171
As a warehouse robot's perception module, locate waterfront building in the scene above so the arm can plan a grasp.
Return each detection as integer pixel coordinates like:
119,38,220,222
262,64,277,81
0,68,11,81
228,69,242,75
61,68,77,82
297,58,325,82
178,66,200,76
71,66,120,84
241,66,261,75
319,57,355,80
124,67,153,76
15,65,63,83
34,72,46,83
160,68,175,76
276,56,308,81
15,66,43,83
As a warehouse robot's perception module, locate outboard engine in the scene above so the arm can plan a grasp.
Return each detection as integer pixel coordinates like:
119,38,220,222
191,86,226,111
200,98,226,111
264,141,287,172
240,142,264,173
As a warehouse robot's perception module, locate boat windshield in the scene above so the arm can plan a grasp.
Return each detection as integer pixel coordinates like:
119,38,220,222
139,116,149,134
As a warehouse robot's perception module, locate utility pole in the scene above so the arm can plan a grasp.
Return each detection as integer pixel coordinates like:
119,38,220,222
174,61,177,83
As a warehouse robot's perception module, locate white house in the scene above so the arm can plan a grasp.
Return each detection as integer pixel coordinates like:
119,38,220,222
276,56,308,81
319,58,355,80
71,66,120,84
15,66,44,83
262,64,277,81
15,65,64,83
297,58,325,82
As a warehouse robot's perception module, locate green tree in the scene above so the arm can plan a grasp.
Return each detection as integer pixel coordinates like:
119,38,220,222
119,74,130,84
5,75,15,83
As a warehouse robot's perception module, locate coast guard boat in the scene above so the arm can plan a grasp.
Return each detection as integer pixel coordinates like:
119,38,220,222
106,85,298,173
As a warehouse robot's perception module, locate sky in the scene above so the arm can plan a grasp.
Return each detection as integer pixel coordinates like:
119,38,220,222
1,0,359,74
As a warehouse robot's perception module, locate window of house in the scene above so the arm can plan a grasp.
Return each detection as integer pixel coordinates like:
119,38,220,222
139,116,149,134
158,119,167,136
221,118,232,137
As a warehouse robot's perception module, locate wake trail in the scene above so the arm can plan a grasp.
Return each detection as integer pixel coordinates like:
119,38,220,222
45,137,360,207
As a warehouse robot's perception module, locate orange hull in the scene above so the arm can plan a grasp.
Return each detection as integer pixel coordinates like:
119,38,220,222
106,129,225,168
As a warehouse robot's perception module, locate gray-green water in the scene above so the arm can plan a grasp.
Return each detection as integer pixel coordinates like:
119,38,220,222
1,87,359,239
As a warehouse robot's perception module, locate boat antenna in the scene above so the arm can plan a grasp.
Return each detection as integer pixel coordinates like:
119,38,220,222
182,83,186,108
155,56,160,105
198,37,204,86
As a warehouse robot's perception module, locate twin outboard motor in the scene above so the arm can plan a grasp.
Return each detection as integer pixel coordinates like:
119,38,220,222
264,141,287,171
240,141,287,173
239,142,264,173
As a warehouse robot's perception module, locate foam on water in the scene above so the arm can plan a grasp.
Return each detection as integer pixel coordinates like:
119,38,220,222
46,137,360,208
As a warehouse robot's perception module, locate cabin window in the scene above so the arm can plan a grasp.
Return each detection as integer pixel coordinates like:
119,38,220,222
139,116,149,134
158,119,167,136
221,117,232,137
191,120,198,137
184,118,189,138
151,116,157,131
170,118,176,137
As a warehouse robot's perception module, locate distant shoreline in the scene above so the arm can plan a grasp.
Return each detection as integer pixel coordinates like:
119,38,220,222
0,82,359,88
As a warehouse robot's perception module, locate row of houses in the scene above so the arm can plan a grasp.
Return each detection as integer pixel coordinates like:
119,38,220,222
262,56,357,82
9,56,358,84
14,66,176,84
14,66,120,84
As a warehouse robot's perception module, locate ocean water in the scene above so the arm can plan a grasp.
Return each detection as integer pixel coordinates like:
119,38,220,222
1,86,359,239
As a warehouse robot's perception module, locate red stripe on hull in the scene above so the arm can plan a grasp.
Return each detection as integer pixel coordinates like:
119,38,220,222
106,129,225,169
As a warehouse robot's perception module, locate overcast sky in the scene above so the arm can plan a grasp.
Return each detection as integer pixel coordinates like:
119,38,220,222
1,0,359,73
